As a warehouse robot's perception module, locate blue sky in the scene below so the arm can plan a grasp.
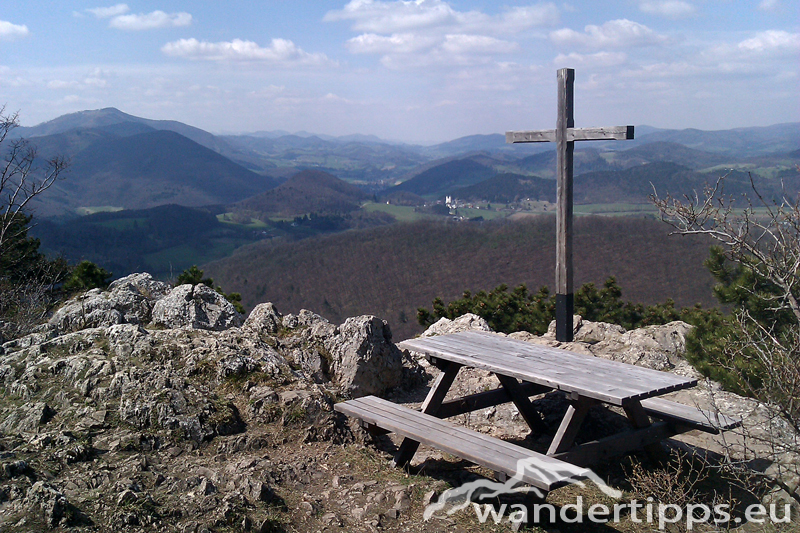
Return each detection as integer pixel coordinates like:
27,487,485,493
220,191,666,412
1,1,798,143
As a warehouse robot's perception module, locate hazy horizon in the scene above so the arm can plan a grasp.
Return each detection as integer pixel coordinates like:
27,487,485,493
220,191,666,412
3,1,798,144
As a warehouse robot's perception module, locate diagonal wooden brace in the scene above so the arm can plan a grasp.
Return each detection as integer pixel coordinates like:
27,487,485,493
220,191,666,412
392,361,462,468
547,396,598,456
495,374,549,434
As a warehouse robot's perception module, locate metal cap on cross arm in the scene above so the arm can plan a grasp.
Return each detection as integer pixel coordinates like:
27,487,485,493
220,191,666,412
506,68,634,342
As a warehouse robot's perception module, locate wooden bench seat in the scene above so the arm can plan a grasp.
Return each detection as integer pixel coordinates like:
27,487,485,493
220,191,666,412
335,395,590,492
641,397,742,434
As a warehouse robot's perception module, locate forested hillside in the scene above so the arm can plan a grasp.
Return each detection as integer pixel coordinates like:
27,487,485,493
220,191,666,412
204,215,717,340
235,169,368,218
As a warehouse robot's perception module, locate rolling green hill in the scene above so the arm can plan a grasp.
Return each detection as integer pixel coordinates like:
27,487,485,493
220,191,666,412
614,141,733,169
35,130,279,215
235,169,369,218
512,148,612,179
204,216,718,340
385,158,497,198
442,161,800,206
451,173,555,204
636,123,800,157
574,162,800,205
15,107,231,154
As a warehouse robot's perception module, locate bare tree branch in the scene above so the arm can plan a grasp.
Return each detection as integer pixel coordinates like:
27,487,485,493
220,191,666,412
652,172,800,503
0,106,68,258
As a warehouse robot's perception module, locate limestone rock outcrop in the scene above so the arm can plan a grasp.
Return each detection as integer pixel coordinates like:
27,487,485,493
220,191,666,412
151,283,243,331
420,313,491,337
48,273,171,333
325,315,404,398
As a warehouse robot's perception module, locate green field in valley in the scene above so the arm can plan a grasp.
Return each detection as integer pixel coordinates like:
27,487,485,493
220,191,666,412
216,212,268,228
574,203,658,216
75,206,124,216
362,202,429,222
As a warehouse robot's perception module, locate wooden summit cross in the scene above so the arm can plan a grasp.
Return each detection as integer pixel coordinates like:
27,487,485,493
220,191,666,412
506,68,634,342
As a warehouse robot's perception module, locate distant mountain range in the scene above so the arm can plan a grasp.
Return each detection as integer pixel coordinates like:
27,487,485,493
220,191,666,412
412,123,800,159
382,144,800,204
13,107,800,217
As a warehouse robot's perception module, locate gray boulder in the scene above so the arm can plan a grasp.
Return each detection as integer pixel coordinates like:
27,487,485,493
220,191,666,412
49,273,171,334
0,402,56,433
579,319,694,372
106,272,172,320
420,313,491,337
151,284,243,331
243,303,282,335
325,316,403,398
25,482,71,528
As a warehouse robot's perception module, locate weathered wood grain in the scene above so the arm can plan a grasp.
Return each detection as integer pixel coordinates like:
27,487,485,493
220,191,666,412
505,125,634,144
335,395,590,491
394,361,461,467
504,68,634,341
435,381,551,418
400,331,696,405
641,397,742,433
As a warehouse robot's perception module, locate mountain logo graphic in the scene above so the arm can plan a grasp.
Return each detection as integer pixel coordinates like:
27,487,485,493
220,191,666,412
423,455,622,521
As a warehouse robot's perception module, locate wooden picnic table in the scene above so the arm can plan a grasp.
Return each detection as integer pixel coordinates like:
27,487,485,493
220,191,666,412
335,330,740,492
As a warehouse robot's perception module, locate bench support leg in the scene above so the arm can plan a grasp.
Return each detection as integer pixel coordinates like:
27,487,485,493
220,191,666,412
547,396,596,456
496,375,549,434
393,361,462,468
624,400,665,460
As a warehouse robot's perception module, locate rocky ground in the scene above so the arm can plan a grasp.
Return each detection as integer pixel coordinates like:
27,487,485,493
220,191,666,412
0,274,796,532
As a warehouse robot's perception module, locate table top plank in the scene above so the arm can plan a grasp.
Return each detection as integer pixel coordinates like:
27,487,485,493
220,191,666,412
424,334,691,399
407,334,673,396
398,331,696,405
423,335,663,393
427,332,684,384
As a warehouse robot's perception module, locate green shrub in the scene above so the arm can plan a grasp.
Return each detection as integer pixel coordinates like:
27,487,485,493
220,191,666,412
417,276,701,335
176,265,245,314
63,261,112,292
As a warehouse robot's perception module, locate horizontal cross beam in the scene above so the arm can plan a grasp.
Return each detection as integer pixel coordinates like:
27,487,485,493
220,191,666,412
506,125,634,144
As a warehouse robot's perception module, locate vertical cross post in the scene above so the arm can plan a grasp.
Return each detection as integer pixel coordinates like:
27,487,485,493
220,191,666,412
555,68,575,342
506,68,634,343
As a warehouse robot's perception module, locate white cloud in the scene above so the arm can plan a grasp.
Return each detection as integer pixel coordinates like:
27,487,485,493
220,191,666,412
550,19,667,48
758,0,780,11
325,0,559,35
326,0,456,33
0,20,30,41
162,38,333,66
738,30,800,52
333,2,549,69
109,11,192,30
87,4,130,18
638,1,696,19
554,51,628,67
346,33,438,54
48,80,79,90
493,5,560,32
47,68,110,91
347,31,515,55
441,34,518,54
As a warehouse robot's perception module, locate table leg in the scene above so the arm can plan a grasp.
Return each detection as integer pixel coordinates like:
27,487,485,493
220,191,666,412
624,400,664,459
392,361,462,468
547,396,596,456
495,375,548,434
